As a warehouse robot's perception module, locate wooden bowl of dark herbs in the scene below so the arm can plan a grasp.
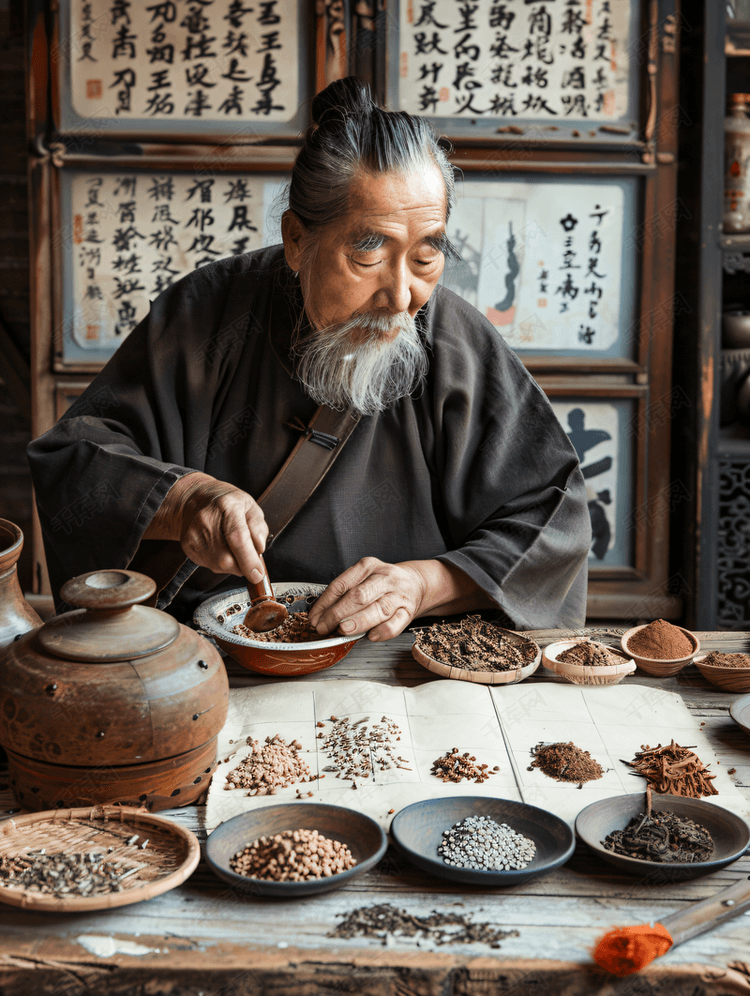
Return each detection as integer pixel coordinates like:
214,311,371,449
411,616,541,685
575,791,750,880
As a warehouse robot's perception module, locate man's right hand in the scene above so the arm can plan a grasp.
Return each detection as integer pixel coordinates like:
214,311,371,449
144,471,268,583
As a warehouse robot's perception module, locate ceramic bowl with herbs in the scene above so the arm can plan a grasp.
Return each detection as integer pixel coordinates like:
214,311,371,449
542,639,636,686
411,616,541,685
194,583,365,676
621,620,700,676
694,651,750,693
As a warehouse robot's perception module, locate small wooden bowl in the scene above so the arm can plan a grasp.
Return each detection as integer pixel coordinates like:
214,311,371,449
621,624,700,676
694,653,750,693
204,803,387,897
576,793,750,880
194,583,365,676
411,627,541,685
542,639,636,686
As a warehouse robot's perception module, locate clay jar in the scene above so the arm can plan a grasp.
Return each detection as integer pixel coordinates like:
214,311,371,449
0,569,229,812
0,519,41,650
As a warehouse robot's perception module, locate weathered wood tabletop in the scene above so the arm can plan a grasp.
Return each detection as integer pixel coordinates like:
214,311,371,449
1,626,750,996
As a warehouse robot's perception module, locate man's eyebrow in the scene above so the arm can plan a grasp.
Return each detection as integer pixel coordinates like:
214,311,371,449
348,231,388,252
425,232,461,261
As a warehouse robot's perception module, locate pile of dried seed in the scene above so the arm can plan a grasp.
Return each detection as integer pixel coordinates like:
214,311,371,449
0,850,142,896
413,616,537,672
700,651,750,668
557,642,624,667
329,902,519,948
431,747,500,783
230,829,356,882
438,815,536,871
625,740,717,797
224,734,320,796
232,611,320,643
530,741,604,786
604,809,715,863
317,715,410,789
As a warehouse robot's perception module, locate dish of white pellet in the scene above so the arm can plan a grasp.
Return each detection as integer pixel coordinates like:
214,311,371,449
390,796,574,886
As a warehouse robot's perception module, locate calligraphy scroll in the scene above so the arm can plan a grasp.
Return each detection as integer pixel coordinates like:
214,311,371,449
441,175,637,355
58,168,287,366
550,399,633,567
60,0,309,136
391,0,637,139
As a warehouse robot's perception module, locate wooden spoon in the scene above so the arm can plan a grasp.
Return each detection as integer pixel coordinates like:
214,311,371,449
242,556,289,633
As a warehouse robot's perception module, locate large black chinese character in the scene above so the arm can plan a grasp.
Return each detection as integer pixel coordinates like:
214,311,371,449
112,23,137,58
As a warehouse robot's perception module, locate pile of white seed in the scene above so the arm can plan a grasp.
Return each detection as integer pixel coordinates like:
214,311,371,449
224,734,320,796
438,816,537,871
230,829,356,882
317,715,410,789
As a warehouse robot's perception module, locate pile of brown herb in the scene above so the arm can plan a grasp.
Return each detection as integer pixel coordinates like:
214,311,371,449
431,747,500,783
233,611,320,643
224,734,320,796
530,741,604,787
626,619,695,660
557,642,624,667
329,902,519,948
700,651,750,668
413,616,537,672
603,788,714,863
625,739,717,797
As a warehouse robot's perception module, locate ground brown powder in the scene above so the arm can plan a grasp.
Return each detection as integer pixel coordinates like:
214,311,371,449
626,619,695,660
233,611,320,643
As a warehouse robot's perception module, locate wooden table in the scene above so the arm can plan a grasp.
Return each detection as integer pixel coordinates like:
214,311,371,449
1,627,750,995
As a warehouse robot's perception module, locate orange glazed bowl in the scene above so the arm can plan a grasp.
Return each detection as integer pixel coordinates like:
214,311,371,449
193,583,365,677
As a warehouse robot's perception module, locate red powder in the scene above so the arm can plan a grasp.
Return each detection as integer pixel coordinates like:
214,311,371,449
594,923,673,976
627,619,695,660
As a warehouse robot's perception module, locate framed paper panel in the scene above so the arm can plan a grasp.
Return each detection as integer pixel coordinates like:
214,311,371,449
441,174,638,358
57,0,312,139
549,396,636,570
55,166,288,369
387,0,641,144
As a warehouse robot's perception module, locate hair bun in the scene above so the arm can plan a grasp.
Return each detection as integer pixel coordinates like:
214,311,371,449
311,77,374,128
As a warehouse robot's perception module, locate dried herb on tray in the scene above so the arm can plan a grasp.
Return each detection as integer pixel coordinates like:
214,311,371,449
530,741,604,786
413,615,536,672
0,850,141,896
329,902,519,948
625,740,717,798
603,788,714,863
557,643,624,667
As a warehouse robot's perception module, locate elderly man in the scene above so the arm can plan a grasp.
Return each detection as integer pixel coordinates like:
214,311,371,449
28,77,591,636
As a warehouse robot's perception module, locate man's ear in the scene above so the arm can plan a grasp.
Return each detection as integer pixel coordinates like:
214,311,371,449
281,210,305,271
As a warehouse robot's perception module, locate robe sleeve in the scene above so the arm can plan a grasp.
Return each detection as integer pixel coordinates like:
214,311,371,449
423,289,591,630
26,260,251,607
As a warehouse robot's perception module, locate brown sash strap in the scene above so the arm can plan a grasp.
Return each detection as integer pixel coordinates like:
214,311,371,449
140,405,360,607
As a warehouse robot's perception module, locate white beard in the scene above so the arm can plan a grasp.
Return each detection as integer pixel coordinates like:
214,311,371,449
292,310,429,416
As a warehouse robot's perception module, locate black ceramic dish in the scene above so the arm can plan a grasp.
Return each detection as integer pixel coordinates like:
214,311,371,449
390,796,575,886
575,793,750,880
730,692,750,738
204,803,387,897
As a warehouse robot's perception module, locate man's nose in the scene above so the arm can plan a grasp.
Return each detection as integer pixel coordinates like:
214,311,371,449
376,261,413,318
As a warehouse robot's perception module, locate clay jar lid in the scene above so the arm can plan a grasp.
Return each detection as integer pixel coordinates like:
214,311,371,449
38,570,179,662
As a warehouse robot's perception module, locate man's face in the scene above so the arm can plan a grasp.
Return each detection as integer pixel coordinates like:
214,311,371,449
284,164,448,338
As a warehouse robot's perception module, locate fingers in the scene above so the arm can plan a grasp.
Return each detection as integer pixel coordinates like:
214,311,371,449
180,481,268,579
308,559,423,641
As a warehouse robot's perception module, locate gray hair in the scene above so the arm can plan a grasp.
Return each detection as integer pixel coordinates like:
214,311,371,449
289,77,456,231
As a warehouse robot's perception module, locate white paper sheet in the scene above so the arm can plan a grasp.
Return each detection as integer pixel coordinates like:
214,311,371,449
204,680,750,834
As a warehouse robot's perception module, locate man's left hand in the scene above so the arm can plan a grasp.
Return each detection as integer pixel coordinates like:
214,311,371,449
307,558,428,642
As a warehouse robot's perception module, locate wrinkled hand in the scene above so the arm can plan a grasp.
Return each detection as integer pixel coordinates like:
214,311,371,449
307,558,428,642
178,476,268,583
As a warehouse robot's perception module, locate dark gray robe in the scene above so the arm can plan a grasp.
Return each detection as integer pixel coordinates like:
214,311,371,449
28,245,591,628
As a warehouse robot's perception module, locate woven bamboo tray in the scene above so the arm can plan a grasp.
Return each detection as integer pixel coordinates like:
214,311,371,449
0,805,200,911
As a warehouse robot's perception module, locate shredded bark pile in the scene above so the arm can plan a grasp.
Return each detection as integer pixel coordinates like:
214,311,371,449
530,741,604,787
557,642,624,667
413,616,537,672
625,739,717,797
604,809,714,863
